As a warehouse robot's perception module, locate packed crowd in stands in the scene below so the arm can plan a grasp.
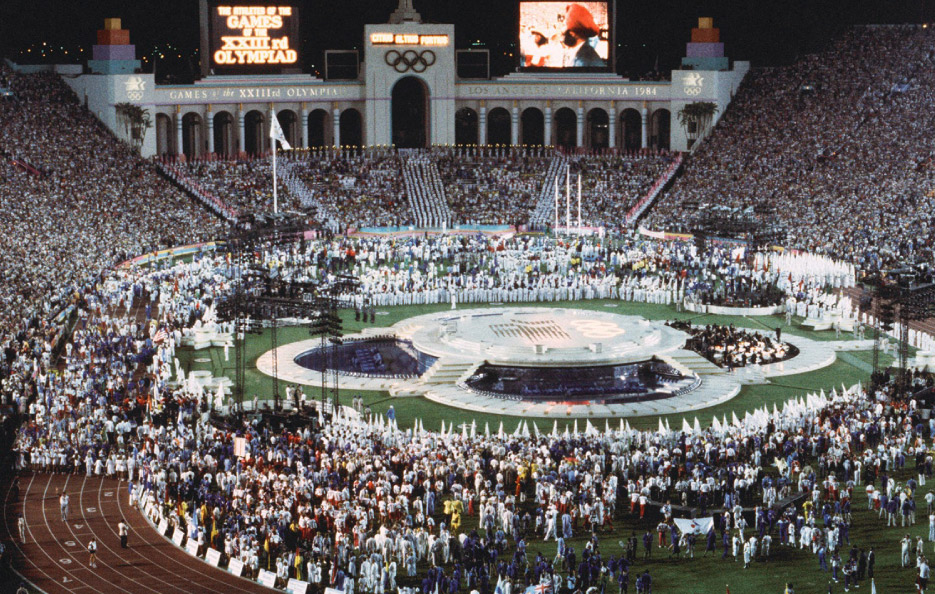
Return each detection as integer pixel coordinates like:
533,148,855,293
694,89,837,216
166,159,293,216
566,152,675,228
647,25,935,271
668,320,795,368
0,64,224,387
287,152,412,228
434,150,554,226
162,146,676,232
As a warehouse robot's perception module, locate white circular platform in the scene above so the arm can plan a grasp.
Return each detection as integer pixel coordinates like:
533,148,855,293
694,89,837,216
255,307,845,418
404,307,687,366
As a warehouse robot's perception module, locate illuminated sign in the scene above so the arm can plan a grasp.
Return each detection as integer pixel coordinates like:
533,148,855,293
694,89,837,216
211,5,299,69
369,33,450,46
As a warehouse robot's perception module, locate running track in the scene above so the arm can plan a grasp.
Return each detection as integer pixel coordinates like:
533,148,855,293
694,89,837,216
2,472,272,594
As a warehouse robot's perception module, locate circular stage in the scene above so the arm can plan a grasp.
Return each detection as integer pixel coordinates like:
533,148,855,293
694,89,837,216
257,306,842,418
405,307,687,366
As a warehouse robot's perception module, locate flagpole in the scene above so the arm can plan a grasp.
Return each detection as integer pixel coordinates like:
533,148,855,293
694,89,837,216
577,172,582,233
553,178,559,235
272,141,278,214
565,165,570,231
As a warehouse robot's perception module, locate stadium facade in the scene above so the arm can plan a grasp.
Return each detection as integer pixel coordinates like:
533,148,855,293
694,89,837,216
54,3,748,157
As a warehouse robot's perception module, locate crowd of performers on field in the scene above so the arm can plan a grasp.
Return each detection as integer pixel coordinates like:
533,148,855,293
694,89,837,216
3,231,935,593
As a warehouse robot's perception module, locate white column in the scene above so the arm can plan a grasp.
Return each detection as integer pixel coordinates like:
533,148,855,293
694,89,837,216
332,107,341,147
207,108,215,154
640,107,649,149
478,105,487,146
510,105,520,146
608,105,616,150
300,106,308,149
544,106,552,146
237,108,246,154
575,105,584,148
175,109,184,156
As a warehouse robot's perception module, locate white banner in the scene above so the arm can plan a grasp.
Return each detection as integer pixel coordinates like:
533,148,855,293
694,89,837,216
157,519,168,535
172,528,185,546
287,578,310,594
205,548,222,567
673,517,714,535
234,436,246,458
186,539,200,556
228,557,245,576
258,569,278,588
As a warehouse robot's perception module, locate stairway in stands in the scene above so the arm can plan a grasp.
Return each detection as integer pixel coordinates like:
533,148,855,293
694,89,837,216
528,154,568,229
401,154,453,227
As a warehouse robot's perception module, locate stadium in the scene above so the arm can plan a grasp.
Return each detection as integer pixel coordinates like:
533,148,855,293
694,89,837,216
1,1,935,593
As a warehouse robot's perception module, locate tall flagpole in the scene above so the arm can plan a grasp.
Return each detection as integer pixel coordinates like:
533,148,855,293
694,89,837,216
577,173,582,232
554,178,559,234
272,142,278,214
565,165,570,231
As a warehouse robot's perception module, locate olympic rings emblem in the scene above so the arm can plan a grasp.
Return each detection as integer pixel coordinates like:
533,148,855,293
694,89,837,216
385,49,436,73
684,87,702,96
568,319,626,339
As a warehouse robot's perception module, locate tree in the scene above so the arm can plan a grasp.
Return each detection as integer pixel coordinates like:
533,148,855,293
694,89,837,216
115,102,152,152
677,102,718,149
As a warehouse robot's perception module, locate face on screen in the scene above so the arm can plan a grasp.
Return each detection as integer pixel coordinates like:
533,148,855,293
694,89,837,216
519,2,609,69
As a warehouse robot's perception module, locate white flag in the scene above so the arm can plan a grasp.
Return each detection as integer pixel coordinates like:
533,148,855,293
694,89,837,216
269,115,291,150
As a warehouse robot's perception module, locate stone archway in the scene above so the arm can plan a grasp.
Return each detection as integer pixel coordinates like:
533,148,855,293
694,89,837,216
276,110,298,148
455,107,478,145
521,107,544,146
340,109,362,147
487,107,511,145
392,76,429,148
586,108,609,150
308,109,329,147
553,108,577,148
213,111,235,156
181,112,203,158
155,113,173,156
244,110,266,155
620,109,641,151
652,109,671,150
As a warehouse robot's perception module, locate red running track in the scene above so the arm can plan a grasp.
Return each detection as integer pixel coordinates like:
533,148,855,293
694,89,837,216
2,472,272,594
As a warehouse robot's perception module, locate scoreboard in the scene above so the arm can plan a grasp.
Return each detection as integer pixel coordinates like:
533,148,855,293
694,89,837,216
209,4,300,72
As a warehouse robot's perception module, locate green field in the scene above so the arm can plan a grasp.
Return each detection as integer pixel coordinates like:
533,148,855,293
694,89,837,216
171,299,927,593
176,299,886,433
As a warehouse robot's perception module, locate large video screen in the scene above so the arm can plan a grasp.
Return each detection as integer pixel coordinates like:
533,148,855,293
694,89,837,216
519,2,610,69
210,4,300,72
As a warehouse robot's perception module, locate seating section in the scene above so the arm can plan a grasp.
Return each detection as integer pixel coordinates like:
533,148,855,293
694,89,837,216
646,25,935,271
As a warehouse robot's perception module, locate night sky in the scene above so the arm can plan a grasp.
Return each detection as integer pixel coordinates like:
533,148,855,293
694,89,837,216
0,0,929,80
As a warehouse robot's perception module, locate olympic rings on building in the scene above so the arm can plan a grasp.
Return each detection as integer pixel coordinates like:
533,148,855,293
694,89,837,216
384,49,436,73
